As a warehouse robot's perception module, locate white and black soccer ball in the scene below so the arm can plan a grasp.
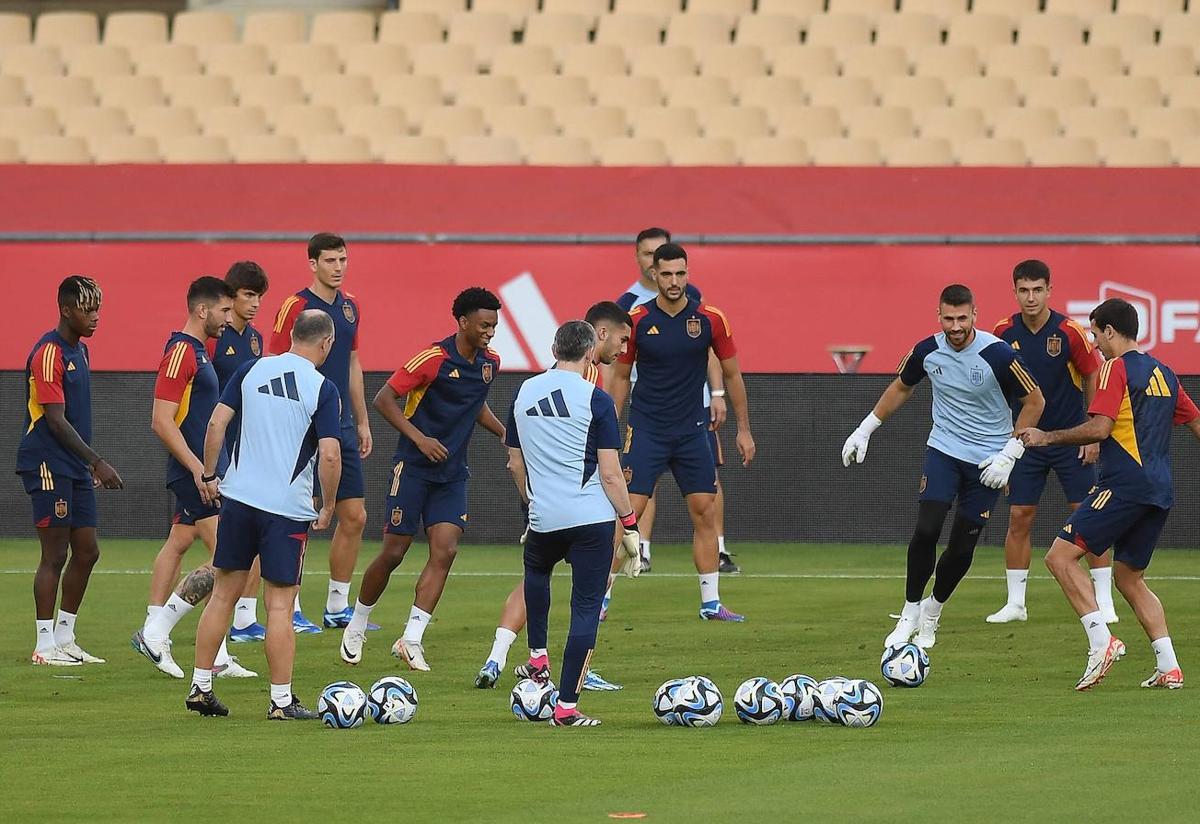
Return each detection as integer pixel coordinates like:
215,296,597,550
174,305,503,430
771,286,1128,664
675,677,723,727
779,674,820,722
511,678,557,721
653,678,690,726
833,679,884,728
881,642,930,688
318,680,368,729
813,677,849,725
733,676,784,725
367,676,418,725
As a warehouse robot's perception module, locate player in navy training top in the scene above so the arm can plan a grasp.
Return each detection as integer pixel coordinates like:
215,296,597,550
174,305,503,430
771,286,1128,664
843,284,1045,651
987,260,1115,625
609,243,756,622
1021,298,1200,692
270,233,371,632
133,277,253,680
18,276,122,667
205,260,271,643
340,288,505,671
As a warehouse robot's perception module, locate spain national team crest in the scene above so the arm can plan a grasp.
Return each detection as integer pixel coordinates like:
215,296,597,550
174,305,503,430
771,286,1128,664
342,302,356,323
390,507,403,527
482,362,493,383
969,366,984,386
54,499,67,519
250,335,261,356
686,317,702,339
1046,335,1062,357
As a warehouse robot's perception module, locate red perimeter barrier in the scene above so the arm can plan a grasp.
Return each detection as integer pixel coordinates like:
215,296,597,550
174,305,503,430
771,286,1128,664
6,242,1199,373
1,166,1199,236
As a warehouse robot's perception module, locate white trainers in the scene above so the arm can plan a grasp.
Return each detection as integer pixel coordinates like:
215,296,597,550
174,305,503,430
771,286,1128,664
1075,636,1126,691
31,646,83,666
214,656,257,678
884,613,918,649
914,599,940,649
341,627,366,665
138,632,184,678
391,638,430,672
58,640,106,663
1140,667,1183,689
986,604,1028,624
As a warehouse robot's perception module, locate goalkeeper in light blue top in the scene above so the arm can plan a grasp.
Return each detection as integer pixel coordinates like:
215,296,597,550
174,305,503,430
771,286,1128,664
842,285,1045,652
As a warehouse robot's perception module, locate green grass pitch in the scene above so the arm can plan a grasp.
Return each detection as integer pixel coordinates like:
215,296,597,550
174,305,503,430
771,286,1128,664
1,539,1198,823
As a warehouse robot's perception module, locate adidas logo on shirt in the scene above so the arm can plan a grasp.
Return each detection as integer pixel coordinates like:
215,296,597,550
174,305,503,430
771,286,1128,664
647,326,660,335
448,369,460,378
525,389,571,418
256,371,301,401
225,346,236,356
66,362,76,371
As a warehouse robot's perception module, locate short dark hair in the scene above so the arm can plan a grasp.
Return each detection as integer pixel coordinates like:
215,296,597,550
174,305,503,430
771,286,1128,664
1013,259,1051,285
584,300,632,329
187,276,234,311
636,227,671,245
939,284,974,307
652,242,688,266
308,232,346,261
452,286,501,320
58,275,101,311
225,260,269,295
1090,298,1139,340
292,308,334,344
553,320,597,363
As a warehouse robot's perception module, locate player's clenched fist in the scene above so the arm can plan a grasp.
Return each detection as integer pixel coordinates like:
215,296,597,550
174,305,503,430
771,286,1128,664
842,413,882,467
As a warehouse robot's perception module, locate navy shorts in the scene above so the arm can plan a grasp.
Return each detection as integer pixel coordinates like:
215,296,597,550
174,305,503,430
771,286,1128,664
621,426,717,497
334,423,365,502
21,471,97,529
1060,489,1169,571
213,497,310,586
169,476,220,526
1008,444,1097,506
383,463,468,536
919,447,1001,527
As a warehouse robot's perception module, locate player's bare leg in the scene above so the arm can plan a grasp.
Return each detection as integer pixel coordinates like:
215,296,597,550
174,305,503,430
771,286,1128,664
324,496,366,625
688,492,742,621
51,526,104,663
342,532,413,664
147,524,198,610
1109,562,1180,688
639,490,657,571
715,478,739,574
601,493,650,621
475,585,525,687
392,523,462,671
1045,538,1124,690
186,566,245,717
31,526,81,666
230,557,266,642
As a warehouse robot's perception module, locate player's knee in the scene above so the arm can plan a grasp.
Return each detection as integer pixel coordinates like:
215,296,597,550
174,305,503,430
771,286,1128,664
72,542,100,567
39,546,69,571
430,542,459,568
913,501,950,544
379,540,410,568
339,503,367,532
1113,565,1142,595
1008,506,1036,536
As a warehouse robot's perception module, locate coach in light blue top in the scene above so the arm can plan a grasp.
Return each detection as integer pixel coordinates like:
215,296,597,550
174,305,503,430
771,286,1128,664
504,320,641,727
843,285,1045,653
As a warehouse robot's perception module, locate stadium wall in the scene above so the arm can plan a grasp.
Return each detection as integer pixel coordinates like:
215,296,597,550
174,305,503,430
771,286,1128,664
3,372,1199,548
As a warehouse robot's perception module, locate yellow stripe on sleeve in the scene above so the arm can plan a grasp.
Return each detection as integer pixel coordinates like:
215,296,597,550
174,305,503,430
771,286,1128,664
404,347,443,373
273,296,299,334
703,304,732,337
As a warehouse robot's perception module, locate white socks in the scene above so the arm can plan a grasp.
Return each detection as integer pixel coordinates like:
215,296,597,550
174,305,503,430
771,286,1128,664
489,627,518,668
35,619,55,652
214,638,231,667
1091,567,1115,614
293,592,303,614
901,601,921,621
718,536,727,556
699,572,720,605
347,600,374,634
1005,569,1028,608
54,610,77,646
191,667,212,693
1152,636,1179,673
233,598,258,630
143,604,163,633
271,683,292,709
145,594,193,642
327,579,350,613
402,606,432,644
923,596,945,619
1081,610,1110,652
640,539,651,561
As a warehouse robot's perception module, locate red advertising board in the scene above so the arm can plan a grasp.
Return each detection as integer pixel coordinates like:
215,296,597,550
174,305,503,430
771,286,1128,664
5,242,1199,373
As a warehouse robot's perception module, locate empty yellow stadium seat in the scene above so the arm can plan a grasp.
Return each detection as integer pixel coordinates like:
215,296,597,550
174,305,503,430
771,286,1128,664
450,134,522,164
96,75,166,109
272,44,342,76
375,75,445,114
560,44,628,77
0,13,31,46
158,135,232,163
269,104,341,139
629,105,701,141
104,12,167,46
490,45,557,76
310,11,377,45
919,106,988,142
557,105,629,141
60,106,131,138
19,134,89,163
131,44,201,77
875,13,944,49
597,136,669,166
130,105,201,140
305,74,378,108
65,45,134,79
89,134,159,163
1099,136,1173,166
592,75,664,107
230,134,303,163
738,136,810,166
1,45,65,77
734,13,802,48
341,105,410,141
0,105,61,138
171,12,237,48
880,76,950,111
377,135,449,164
1062,106,1135,141
1088,14,1158,48
955,137,1028,166
234,75,306,109
845,106,917,142
344,43,412,76
1026,136,1099,166
770,105,845,140
737,76,806,108
1134,106,1200,140
990,106,1063,140
884,137,955,167
377,11,446,46
35,12,98,47
485,104,557,140
662,75,734,108
524,13,592,47
453,75,522,107
519,74,592,107
419,105,487,140
805,14,874,48
698,105,770,140
947,14,1016,49
201,105,269,139
806,76,877,108
594,14,663,49
300,134,373,163
808,137,883,166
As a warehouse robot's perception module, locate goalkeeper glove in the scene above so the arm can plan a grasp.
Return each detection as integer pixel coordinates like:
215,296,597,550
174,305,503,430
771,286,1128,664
842,412,883,467
617,511,641,580
978,437,1026,489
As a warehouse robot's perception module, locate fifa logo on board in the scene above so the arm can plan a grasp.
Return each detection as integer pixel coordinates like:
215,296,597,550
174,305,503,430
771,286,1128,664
1068,282,1200,351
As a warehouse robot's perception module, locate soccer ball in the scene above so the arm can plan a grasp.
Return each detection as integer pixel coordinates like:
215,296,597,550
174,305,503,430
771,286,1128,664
511,678,557,721
733,677,784,725
833,679,884,728
675,677,723,727
652,678,690,726
318,681,367,729
881,643,930,688
779,674,819,721
366,676,418,725
813,677,849,725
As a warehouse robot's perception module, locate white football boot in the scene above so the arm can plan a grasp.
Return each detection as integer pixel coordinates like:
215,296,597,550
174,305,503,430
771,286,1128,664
341,627,366,665
914,599,941,649
31,647,83,667
214,656,257,678
58,641,106,663
1075,636,1126,691
986,603,1028,624
392,638,430,672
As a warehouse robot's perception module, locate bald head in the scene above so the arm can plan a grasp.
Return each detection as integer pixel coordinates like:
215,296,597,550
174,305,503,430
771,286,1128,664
291,309,335,367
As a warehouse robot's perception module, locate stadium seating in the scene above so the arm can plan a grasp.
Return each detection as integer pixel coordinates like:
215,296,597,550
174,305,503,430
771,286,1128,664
1,3,1200,166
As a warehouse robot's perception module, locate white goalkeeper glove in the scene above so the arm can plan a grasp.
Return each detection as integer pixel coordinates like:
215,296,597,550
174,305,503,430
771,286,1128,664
978,437,1026,489
842,412,883,467
617,512,641,580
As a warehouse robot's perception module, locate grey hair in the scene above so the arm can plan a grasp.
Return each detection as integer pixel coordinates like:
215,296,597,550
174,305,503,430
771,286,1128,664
292,309,335,345
552,320,597,363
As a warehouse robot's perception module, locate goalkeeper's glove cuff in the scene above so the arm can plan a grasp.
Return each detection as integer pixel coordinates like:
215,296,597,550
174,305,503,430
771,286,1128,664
858,412,883,435
1001,437,1026,461
619,511,638,529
